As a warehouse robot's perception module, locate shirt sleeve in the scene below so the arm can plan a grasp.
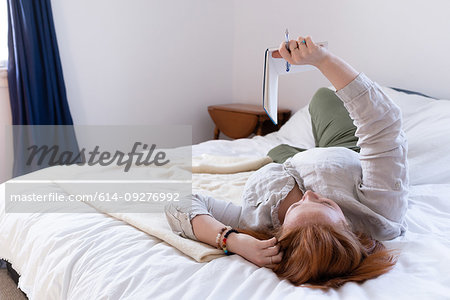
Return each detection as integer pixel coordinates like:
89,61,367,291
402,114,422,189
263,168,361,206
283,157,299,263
335,73,409,223
164,193,242,241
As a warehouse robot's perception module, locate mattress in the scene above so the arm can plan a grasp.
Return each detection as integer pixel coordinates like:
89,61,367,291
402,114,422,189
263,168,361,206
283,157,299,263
1,87,450,299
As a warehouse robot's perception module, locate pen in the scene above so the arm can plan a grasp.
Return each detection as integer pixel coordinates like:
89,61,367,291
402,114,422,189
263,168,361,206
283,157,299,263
285,28,290,72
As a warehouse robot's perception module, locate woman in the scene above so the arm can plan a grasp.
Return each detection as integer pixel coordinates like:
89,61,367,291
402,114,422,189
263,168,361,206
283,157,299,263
165,35,409,288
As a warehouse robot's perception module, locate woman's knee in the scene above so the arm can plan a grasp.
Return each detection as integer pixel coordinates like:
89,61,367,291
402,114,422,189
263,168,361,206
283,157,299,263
308,87,341,116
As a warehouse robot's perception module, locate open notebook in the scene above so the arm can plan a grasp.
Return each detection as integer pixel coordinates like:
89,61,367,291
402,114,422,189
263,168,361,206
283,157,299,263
263,42,327,124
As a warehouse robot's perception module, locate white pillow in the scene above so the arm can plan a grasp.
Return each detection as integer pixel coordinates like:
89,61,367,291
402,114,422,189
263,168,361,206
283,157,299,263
276,87,450,185
383,87,450,185
276,105,315,150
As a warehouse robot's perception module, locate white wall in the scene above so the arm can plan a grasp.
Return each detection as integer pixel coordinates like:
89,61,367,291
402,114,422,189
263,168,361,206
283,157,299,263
231,0,450,112
0,69,13,183
51,0,234,144
51,0,450,145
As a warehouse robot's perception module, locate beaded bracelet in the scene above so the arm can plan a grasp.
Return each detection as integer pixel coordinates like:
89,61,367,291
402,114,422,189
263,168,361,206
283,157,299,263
215,226,229,249
221,228,239,255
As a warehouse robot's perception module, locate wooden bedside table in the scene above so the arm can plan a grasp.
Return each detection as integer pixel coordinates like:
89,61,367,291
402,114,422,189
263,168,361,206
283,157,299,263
207,103,291,139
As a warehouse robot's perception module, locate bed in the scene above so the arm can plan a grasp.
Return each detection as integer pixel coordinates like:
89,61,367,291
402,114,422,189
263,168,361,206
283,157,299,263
1,87,450,299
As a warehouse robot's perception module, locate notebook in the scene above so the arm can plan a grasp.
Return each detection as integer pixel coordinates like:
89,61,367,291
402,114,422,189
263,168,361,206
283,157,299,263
263,42,328,124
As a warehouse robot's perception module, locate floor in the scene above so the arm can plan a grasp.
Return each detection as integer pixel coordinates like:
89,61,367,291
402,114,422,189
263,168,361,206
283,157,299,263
0,269,27,300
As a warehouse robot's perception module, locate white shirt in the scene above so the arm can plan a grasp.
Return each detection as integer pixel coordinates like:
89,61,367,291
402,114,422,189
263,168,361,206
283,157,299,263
165,73,409,241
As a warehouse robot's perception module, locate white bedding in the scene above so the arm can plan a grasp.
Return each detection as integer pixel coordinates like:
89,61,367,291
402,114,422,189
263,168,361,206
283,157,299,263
1,87,450,299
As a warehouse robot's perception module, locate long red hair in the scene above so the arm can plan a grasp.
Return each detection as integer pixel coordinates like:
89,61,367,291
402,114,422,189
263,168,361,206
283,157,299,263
238,224,397,288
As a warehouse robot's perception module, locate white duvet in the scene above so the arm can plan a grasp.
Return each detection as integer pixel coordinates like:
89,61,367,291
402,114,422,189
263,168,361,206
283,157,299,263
1,88,450,300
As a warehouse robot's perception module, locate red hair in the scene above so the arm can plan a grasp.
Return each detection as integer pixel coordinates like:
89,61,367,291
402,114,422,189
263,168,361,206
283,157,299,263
239,224,397,288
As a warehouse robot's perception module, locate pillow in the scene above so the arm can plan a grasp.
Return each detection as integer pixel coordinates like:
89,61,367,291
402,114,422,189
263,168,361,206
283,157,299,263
389,87,435,99
382,87,450,185
276,105,315,150
276,86,450,185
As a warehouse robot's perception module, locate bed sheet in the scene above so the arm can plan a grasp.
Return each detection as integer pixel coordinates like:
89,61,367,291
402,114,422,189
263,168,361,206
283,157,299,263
1,135,450,300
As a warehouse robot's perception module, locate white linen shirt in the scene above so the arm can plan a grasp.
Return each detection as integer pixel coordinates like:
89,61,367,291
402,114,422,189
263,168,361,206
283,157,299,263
165,73,409,241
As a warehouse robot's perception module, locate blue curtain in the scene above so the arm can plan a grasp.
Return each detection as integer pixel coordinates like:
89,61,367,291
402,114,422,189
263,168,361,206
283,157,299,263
7,0,79,177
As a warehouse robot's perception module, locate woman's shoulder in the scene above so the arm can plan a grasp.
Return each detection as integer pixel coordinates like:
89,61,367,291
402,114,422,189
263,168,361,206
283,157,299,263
243,162,294,203
240,162,296,231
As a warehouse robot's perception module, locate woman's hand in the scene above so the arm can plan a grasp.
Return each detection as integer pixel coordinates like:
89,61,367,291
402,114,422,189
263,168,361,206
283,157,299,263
276,34,358,90
278,36,329,68
227,233,283,269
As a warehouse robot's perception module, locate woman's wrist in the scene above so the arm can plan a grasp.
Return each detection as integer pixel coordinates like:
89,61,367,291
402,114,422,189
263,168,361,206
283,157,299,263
315,53,359,91
224,231,241,254
315,52,335,72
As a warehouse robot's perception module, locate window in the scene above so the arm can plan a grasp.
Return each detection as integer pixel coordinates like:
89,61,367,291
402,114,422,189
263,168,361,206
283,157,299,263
0,0,8,68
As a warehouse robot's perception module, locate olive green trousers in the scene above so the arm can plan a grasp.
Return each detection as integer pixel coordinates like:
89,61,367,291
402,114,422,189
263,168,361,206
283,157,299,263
268,88,360,163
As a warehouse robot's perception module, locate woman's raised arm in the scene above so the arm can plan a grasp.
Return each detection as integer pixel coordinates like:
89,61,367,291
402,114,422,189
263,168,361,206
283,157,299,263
279,36,408,225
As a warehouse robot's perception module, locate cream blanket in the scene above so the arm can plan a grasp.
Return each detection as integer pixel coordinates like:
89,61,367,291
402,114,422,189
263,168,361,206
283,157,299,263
192,154,272,174
19,154,270,262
